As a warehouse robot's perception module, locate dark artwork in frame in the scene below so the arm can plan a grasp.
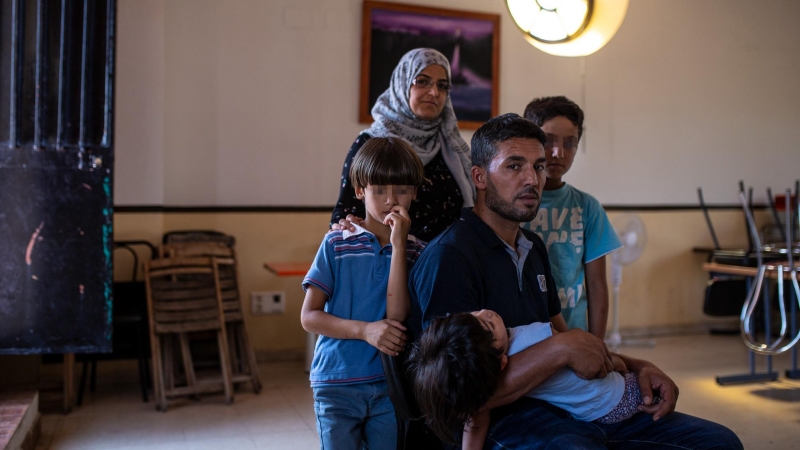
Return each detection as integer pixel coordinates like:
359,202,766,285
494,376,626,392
360,1,500,129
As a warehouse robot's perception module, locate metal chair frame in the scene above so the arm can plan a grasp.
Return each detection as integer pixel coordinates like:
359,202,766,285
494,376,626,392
739,190,800,356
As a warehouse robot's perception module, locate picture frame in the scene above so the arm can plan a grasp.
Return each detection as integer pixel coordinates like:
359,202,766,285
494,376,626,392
359,1,500,130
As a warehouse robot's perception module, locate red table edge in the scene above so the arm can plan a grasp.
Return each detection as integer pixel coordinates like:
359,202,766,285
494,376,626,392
263,262,312,277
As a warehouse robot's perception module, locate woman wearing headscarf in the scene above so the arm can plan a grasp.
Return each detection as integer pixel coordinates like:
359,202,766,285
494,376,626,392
332,48,474,242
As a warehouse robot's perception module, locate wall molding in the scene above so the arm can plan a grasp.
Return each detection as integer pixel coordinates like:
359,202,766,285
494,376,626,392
114,204,767,214
114,205,333,213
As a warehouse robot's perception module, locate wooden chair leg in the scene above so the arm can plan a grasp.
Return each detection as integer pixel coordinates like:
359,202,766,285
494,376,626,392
227,326,240,376
77,360,89,406
238,323,262,392
150,333,166,411
163,334,174,391
178,333,197,390
216,330,234,404
234,323,247,375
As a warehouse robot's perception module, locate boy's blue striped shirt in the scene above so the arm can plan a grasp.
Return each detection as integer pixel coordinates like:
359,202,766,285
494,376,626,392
303,224,426,386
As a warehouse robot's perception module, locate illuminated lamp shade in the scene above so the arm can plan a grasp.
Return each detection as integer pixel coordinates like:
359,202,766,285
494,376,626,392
507,0,628,57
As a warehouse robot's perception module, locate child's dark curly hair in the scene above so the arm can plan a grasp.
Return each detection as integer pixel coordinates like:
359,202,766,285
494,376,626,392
406,313,503,444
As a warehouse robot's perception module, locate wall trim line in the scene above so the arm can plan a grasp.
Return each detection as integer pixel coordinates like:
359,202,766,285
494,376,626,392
113,204,767,214
114,205,334,213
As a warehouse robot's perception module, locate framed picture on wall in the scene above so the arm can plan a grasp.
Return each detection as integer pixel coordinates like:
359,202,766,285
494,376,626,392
359,1,500,129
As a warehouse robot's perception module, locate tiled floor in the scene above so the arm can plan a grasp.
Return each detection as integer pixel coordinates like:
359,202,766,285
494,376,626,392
36,333,800,449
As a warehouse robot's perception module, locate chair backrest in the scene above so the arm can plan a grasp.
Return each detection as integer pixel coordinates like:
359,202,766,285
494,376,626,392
161,242,233,259
163,230,236,248
161,243,243,321
145,257,226,334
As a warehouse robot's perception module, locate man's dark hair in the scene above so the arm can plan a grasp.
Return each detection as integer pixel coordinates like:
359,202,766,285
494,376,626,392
407,313,503,444
523,95,585,140
349,136,425,189
471,113,547,168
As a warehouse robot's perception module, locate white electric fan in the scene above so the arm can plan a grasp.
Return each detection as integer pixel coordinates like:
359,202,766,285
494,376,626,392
606,214,653,351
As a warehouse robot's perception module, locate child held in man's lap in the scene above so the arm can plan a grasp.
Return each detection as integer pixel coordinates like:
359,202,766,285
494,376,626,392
409,310,647,449
301,137,427,450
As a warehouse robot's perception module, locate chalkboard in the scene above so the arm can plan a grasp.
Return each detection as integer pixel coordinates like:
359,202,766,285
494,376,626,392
0,0,115,354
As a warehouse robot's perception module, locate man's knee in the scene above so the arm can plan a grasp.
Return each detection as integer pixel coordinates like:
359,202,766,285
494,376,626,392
619,412,743,450
704,421,743,450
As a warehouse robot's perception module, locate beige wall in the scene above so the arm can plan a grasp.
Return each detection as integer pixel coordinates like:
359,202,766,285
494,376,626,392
109,0,798,357
115,0,800,207
114,208,765,356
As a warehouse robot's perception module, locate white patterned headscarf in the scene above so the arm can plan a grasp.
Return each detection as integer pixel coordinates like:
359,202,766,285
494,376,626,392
363,48,475,207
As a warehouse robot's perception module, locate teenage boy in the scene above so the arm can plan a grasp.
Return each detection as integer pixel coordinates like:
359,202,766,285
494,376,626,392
523,96,621,338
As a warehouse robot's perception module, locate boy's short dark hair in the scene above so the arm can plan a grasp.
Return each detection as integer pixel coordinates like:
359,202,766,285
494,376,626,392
349,137,425,189
407,313,503,444
471,113,547,168
523,95,585,140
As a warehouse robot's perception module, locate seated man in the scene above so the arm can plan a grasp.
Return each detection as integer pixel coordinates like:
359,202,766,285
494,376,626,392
407,113,742,449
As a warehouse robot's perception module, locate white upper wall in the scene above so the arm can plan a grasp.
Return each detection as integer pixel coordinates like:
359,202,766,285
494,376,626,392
115,0,165,205
114,0,800,207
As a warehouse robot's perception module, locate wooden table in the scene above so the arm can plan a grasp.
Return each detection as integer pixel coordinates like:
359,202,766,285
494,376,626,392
702,262,799,279
0,391,40,449
263,262,312,277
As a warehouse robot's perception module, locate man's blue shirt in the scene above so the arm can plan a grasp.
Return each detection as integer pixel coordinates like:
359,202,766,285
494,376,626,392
409,208,560,340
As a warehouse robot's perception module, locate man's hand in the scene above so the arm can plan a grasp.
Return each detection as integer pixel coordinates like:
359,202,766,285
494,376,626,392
331,214,363,232
635,362,678,421
384,206,411,247
611,355,628,373
361,319,407,356
486,327,615,410
556,329,615,379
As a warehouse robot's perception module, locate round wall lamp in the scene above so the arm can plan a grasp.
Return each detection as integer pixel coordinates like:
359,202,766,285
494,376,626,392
507,0,628,57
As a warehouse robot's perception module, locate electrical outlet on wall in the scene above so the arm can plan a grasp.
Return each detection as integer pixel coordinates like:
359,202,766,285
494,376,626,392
251,291,286,314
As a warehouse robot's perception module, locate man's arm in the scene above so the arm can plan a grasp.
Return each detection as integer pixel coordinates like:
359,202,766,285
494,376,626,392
585,256,610,339
614,353,678,421
550,313,569,333
484,329,614,410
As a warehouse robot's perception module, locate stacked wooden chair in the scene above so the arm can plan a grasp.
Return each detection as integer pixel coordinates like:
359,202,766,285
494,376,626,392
145,256,234,411
160,239,262,395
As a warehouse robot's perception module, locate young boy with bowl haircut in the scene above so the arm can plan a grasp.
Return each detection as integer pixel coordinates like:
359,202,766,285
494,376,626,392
301,137,427,449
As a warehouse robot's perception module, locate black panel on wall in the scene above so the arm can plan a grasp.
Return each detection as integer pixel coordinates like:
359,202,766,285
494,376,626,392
0,0,115,354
